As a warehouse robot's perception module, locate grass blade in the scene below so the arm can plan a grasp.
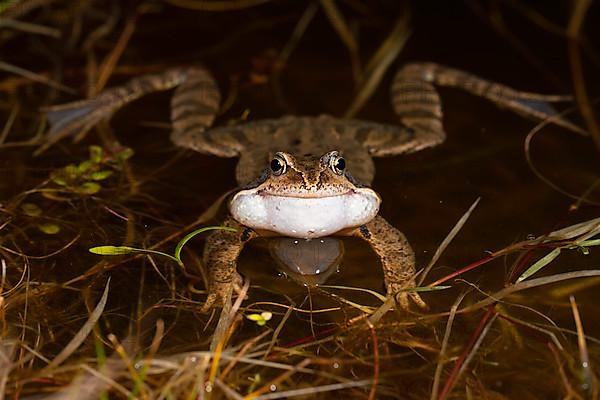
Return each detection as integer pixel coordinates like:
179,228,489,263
43,279,110,371
517,247,561,282
419,198,480,285
174,226,237,263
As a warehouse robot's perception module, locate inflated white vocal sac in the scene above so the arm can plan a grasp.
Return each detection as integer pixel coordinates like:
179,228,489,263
229,188,381,239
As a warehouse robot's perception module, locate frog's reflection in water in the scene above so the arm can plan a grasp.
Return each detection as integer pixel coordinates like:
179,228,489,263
268,237,344,287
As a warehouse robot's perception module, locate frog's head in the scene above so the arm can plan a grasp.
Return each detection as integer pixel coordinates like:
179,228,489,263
229,150,381,238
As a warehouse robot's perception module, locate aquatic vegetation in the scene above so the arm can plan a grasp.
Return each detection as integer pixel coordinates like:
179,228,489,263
0,1,599,399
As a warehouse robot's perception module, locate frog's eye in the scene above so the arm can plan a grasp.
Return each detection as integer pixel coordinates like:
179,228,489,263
270,155,287,176
330,156,346,175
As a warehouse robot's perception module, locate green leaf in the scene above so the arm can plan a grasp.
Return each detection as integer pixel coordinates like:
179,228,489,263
89,245,181,265
246,312,272,326
402,285,451,292
41,190,69,201
89,145,103,163
174,226,238,263
89,170,113,181
77,160,94,173
63,165,79,180
517,248,562,283
38,223,60,234
89,246,141,255
50,172,68,186
78,182,101,194
21,203,42,217
577,239,600,247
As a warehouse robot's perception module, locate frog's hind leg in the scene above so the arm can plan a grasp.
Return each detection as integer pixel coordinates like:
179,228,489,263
396,62,583,131
364,62,584,157
169,69,250,157
40,67,195,154
42,64,252,157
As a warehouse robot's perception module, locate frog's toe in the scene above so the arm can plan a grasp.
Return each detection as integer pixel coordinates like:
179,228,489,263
409,291,428,310
394,292,411,311
393,292,428,311
390,284,428,311
200,284,230,312
232,272,244,294
200,292,221,313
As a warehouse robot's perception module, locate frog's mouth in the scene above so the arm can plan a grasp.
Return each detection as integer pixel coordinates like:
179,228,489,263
229,188,381,239
256,188,355,199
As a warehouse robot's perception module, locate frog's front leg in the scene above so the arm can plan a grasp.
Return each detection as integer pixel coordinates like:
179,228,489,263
201,217,256,312
354,215,426,310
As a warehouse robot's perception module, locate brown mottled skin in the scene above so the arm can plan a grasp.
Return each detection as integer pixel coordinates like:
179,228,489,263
202,217,253,311
43,62,579,311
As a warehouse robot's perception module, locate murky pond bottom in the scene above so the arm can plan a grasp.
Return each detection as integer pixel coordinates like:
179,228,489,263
1,1,600,399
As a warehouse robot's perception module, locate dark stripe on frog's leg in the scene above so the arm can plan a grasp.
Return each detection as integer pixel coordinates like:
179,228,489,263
40,67,193,154
201,217,255,312
169,68,233,156
241,227,254,242
356,216,426,310
358,224,371,239
171,102,220,121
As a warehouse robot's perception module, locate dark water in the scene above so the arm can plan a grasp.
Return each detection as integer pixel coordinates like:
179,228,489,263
1,1,600,399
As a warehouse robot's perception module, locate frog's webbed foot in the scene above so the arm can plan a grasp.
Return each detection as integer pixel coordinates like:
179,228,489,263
200,218,255,312
355,215,427,311
39,67,194,154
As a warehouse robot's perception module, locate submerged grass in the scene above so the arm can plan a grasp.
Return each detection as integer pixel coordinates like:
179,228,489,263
1,1,600,399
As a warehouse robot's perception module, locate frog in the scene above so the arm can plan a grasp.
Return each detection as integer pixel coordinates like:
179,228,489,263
42,62,581,310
